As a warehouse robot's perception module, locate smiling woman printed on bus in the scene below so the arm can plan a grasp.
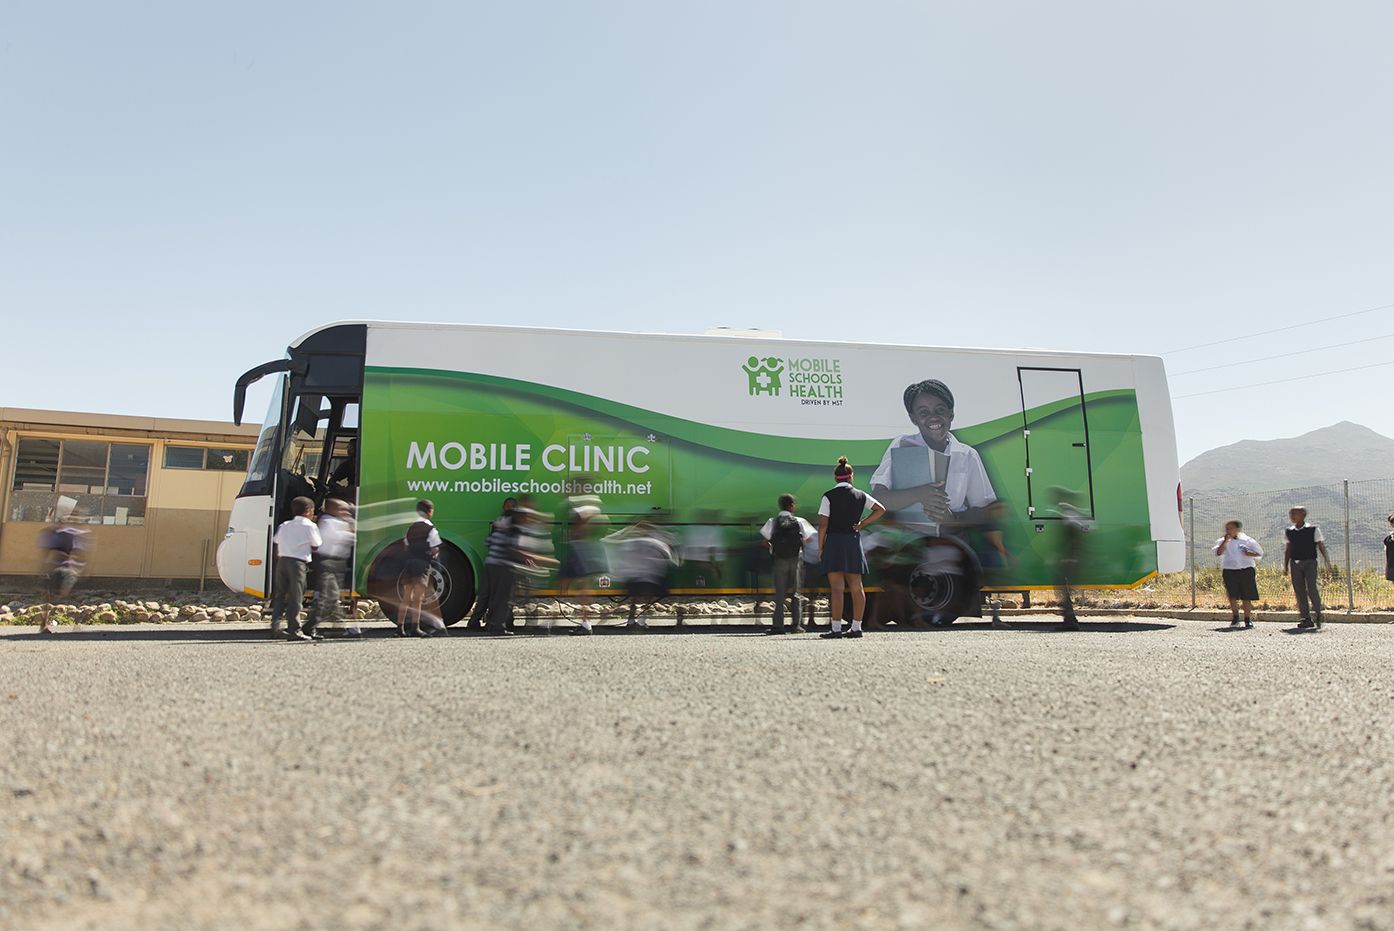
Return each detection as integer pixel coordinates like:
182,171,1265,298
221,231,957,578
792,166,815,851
870,380,1007,561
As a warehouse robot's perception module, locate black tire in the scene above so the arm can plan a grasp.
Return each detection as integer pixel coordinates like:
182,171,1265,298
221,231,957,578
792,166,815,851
908,539,979,626
433,545,476,626
367,542,476,626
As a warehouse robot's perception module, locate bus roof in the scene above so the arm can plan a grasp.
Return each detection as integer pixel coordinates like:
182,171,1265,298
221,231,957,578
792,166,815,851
289,319,1164,364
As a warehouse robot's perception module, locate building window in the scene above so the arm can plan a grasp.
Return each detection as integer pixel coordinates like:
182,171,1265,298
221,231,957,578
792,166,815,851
57,440,108,492
163,446,252,472
163,446,206,470
108,444,151,495
8,438,151,525
12,438,59,491
206,448,250,472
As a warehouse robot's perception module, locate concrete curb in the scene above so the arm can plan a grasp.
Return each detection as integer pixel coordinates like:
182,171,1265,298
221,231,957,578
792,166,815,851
999,607,1394,624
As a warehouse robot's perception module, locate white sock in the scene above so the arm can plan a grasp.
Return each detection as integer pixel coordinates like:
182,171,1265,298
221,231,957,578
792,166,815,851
830,620,843,632
851,620,862,632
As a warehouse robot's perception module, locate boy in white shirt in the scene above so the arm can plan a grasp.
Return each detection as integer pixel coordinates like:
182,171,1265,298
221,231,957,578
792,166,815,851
270,496,321,640
1214,520,1263,629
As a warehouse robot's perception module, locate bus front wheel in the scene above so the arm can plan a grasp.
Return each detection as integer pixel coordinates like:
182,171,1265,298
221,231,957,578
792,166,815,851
367,543,476,627
432,545,476,626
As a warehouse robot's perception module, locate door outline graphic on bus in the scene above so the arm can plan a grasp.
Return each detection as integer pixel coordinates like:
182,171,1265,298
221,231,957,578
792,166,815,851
1017,367,1096,520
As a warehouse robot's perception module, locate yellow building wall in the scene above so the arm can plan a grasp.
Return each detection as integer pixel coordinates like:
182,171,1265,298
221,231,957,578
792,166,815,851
1,426,253,582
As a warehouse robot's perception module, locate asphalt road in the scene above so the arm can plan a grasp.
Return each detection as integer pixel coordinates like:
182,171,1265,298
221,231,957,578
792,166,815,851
4,617,1394,930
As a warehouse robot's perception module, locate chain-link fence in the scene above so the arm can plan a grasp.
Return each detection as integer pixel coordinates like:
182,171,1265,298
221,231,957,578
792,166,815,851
1149,478,1394,611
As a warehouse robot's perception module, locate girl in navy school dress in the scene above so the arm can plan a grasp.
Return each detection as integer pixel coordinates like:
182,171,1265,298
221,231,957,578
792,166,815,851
818,457,887,639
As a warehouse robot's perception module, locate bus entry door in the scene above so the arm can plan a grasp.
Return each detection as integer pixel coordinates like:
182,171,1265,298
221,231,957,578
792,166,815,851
1018,368,1094,519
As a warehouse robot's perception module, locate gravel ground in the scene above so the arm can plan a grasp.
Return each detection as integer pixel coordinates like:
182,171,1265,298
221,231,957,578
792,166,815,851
3,617,1394,930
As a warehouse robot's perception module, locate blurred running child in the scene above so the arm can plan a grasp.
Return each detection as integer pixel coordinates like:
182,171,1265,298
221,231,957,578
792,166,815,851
559,495,607,634
35,509,90,635
307,498,355,639
1053,488,1090,631
399,499,442,637
607,521,679,629
485,503,556,635
466,497,517,630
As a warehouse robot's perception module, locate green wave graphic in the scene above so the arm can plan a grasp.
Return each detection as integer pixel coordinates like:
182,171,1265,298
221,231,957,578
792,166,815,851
366,366,1137,466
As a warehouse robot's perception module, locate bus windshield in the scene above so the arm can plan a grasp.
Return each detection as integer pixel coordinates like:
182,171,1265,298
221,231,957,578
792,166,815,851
245,375,285,486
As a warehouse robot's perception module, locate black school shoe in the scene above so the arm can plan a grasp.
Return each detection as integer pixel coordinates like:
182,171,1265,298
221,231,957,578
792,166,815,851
1243,620,1254,629
819,630,844,639
1228,617,1242,628
1297,618,1314,629
844,629,863,639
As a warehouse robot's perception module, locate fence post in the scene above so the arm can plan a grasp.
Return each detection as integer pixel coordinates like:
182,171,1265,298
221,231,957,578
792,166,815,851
1344,480,1354,613
1188,497,1196,609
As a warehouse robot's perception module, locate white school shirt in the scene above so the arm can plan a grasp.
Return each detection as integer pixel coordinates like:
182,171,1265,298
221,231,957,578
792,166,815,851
869,432,997,523
759,511,816,542
274,515,322,562
317,514,355,559
1214,533,1263,570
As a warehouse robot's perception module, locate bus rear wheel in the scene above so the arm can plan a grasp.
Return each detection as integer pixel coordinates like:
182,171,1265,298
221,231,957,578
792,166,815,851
908,539,979,626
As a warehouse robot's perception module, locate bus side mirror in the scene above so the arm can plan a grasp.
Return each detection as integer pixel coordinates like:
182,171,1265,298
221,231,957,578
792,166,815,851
233,358,305,425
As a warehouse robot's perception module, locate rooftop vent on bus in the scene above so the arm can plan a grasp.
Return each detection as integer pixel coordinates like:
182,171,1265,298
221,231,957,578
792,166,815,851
704,327,784,339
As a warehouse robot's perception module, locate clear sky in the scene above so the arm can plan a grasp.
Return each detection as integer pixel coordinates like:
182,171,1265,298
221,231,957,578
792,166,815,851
3,1,1391,464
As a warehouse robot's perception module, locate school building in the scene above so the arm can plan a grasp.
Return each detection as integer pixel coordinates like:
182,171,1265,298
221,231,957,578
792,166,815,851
0,408,260,587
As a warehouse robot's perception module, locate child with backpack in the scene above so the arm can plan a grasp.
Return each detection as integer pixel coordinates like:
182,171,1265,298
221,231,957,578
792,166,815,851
760,494,816,634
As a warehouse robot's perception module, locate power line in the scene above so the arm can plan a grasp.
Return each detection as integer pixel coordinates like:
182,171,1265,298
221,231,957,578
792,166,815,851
1172,357,1394,399
1164,300,1394,355
1171,332,1394,376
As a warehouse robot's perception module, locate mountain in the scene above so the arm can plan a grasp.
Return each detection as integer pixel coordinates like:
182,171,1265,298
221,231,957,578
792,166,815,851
1179,422,1394,569
1181,422,1394,496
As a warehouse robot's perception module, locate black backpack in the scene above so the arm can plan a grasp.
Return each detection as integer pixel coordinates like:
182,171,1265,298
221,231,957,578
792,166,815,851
405,519,435,558
770,514,803,558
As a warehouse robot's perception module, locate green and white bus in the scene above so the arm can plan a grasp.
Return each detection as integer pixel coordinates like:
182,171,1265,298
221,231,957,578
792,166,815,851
217,321,1183,624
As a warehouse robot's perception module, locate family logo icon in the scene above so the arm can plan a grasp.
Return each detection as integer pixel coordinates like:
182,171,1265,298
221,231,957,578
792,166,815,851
742,356,784,397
